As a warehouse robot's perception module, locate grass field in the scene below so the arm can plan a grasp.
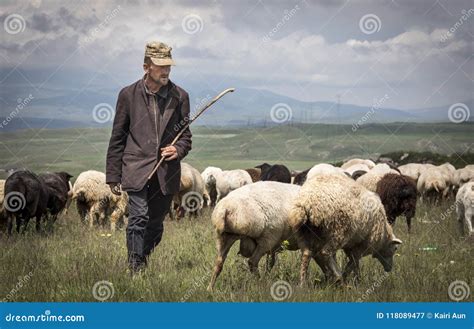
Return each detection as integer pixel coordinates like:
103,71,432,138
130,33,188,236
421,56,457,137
0,123,473,302
0,199,472,302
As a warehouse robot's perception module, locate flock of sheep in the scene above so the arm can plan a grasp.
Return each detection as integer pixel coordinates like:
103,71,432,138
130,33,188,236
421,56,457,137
0,158,473,290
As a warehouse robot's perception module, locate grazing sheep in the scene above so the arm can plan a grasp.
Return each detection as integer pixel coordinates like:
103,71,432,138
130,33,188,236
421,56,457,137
254,163,272,177
376,173,418,233
398,163,422,181
453,167,474,193
370,163,400,175
455,182,474,236
201,167,252,206
73,170,128,231
306,163,346,181
244,168,261,183
40,172,73,225
293,168,310,186
173,162,207,218
417,169,448,204
208,181,301,290
289,174,402,285
341,158,376,170
3,170,49,234
260,164,291,183
356,171,385,192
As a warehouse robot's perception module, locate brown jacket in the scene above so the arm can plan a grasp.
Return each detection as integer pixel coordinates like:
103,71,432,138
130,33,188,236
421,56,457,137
106,78,192,194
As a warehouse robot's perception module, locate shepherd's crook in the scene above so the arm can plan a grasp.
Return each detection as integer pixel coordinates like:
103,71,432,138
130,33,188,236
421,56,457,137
147,87,235,180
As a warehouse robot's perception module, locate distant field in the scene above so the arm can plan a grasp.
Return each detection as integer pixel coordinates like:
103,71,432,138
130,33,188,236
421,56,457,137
0,122,473,179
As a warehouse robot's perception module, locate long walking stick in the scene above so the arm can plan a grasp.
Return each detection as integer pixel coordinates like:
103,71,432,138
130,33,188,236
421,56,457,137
147,87,235,180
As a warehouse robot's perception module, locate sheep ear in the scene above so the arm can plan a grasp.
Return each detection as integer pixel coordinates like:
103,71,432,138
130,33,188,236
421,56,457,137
392,237,403,245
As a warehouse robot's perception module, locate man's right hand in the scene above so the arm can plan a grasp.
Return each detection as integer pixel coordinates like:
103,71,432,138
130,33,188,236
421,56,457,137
108,183,122,196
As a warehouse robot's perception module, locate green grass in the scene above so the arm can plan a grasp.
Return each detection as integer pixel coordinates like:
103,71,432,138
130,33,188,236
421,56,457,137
0,200,472,302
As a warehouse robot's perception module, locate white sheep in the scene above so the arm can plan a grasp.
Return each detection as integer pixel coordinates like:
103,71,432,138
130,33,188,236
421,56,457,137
454,167,474,189
370,163,399,175
306,163,346,181
208,181,301,290
173,162,208,218
341,158,376,170
72,170,128,231
289,174,402,285
455,182,474,236
417,168,448,203
201,167,252,206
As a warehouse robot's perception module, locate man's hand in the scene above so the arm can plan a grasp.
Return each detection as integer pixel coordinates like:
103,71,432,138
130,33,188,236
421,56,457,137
161,145,178,161
108,182,122,196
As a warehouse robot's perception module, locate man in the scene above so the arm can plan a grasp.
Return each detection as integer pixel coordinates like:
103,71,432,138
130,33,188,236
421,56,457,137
106,41,192,273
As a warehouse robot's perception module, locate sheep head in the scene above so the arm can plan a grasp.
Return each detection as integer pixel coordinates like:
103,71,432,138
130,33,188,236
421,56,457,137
373,236,402,272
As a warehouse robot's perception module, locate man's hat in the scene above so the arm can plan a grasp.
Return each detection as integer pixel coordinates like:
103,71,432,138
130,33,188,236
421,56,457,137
144,41,175,66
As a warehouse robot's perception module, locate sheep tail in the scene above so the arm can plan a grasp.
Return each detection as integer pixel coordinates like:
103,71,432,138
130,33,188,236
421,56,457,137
289,203,314,230
211,205,227,234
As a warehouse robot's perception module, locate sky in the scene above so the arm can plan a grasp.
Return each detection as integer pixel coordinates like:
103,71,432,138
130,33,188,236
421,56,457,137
0,0,473,112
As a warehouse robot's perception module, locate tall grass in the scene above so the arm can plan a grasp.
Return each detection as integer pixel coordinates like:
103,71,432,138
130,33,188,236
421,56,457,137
0,199,472,302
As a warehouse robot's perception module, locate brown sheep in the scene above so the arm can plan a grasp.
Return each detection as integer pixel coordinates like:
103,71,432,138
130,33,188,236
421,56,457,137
376,173,418,233
244,168,261,182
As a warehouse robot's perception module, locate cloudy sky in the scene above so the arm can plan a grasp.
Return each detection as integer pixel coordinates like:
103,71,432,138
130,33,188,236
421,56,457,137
0,0,473,113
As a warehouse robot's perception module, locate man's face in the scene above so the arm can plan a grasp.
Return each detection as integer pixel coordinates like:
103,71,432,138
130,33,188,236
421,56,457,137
144,63,171,85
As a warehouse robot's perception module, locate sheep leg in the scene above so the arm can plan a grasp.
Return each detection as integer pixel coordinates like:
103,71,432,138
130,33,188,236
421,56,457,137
265,252,277,273
299,248,312,287
207,233,239,291
405,215,412,233
465,208,473,236
7,214,13,235
315,251,342,284
343,252,361,283
248,244,267,276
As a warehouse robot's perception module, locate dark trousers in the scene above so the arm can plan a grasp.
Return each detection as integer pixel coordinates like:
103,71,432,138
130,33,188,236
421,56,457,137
126,173,173,268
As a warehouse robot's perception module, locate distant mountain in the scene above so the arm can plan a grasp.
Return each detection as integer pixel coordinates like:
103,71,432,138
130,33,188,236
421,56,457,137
1,80,472,131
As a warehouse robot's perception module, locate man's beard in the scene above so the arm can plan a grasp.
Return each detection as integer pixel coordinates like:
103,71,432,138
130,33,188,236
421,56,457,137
150,74,169,85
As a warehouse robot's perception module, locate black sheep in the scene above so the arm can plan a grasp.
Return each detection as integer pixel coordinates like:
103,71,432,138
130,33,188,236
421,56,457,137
40,172,73,224
376,173,418,233
254,163,272,178
4,170,49,234
260,164,291,183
